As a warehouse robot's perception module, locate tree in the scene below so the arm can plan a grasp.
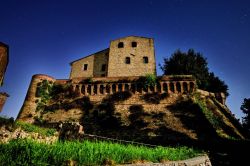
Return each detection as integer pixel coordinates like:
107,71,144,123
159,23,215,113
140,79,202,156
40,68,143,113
241,98,250,130
160,49,229,96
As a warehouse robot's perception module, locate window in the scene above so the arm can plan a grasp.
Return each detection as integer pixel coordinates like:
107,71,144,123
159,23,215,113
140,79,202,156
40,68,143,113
131,42,137,47
118,42,124,48
125,57,130,64
83,64,88,71
101,64,106,71
143,56,148,63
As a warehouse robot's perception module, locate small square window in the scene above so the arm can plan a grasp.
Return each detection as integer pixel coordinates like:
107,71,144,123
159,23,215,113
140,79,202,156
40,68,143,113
143,57,148,63
101,64,106,71
125,57,130,64
132,42,137,47
118,42,124,48
83,64,88,71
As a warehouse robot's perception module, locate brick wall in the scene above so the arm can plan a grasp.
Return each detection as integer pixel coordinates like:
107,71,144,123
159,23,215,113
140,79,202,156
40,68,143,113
0,42,8,86
0,93,8,113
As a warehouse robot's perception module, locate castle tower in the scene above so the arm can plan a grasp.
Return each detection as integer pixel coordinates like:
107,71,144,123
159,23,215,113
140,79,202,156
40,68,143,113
107,36,156,77
69,36,156,79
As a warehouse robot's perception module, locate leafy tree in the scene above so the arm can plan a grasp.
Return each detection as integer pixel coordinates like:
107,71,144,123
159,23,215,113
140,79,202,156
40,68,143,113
241,98,250,130
160,49,229,96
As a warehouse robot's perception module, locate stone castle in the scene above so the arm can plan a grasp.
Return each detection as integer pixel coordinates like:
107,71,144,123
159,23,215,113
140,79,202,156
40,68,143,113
70,36,156,78
0,42,9,112
17,36,223,124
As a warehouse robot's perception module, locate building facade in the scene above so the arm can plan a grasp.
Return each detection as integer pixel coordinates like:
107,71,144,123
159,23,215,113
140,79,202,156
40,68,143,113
0,42,9,86
69,36,156,79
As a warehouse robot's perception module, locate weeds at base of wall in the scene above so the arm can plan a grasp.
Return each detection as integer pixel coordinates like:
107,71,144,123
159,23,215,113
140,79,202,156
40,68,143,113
15,121,56,137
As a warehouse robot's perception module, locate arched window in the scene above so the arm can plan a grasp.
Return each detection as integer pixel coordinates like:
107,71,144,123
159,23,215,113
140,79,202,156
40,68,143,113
131,42,137,47
118,42,124,48
125,57,131,64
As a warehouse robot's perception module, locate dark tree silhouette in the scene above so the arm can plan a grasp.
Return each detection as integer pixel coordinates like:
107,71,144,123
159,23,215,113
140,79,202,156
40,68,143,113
160,49,229,96
241,98,250,130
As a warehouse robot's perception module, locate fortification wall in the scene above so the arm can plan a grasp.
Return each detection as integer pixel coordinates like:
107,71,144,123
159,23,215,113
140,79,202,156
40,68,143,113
17,74,196,124
17,74,56,123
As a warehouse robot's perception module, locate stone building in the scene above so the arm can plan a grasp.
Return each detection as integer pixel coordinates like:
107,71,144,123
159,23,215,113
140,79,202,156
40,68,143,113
0,92,9,113
0,42,9,86
0,42,9,113
70,36,156,78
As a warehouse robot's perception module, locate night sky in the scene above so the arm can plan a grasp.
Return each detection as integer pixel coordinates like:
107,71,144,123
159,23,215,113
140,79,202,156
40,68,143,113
0,0,250,120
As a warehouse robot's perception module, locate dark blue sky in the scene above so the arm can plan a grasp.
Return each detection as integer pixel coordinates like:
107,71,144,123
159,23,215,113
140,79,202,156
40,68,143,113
0,0,250,120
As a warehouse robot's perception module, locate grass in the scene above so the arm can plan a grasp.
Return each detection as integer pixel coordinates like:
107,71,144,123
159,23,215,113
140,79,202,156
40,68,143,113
0,139,202,165
15,121,56,137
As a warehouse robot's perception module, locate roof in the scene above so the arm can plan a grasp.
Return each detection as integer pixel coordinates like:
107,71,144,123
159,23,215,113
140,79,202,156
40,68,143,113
110,36,153,42
70,48,109,65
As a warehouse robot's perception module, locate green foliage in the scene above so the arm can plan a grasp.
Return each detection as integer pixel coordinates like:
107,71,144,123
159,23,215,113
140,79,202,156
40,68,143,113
194,94,223,130
15,121,56,137
144,73,157,87
0,139,201,165
86,77,93,83
36,80,53,101
36,80,54,111
160,49,229,96
241,98,250,130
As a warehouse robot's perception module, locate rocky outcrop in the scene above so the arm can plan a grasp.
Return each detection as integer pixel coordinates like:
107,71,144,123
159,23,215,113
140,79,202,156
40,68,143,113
0,124,58,144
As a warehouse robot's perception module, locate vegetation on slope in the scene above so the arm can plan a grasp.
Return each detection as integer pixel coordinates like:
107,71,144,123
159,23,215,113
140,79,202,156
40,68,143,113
193,93,246,139
0,139,201,166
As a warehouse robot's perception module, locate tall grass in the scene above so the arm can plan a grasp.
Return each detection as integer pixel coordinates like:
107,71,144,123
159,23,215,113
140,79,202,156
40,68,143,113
0,139,201,165
15,121,56,137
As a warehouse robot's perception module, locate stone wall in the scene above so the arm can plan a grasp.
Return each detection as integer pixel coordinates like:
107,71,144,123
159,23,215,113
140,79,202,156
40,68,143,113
17,74,196,123
108,36,156,77
71,77,196,96
0,92,9,113
0,42,9,86
17,74,56,123
70,36,156,79
69,49,109,78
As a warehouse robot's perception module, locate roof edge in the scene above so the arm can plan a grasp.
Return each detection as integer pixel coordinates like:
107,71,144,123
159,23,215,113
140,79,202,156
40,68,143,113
70,48,109,65
110,36,153,42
